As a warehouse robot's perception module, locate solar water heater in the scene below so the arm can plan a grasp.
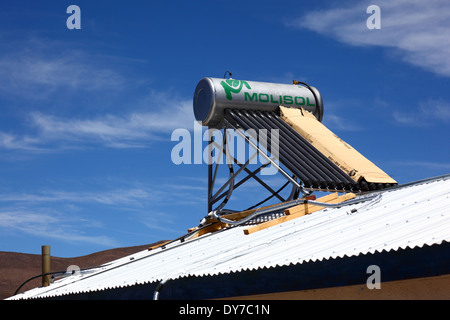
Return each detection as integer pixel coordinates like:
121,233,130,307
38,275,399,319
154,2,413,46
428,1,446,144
193,77,397,213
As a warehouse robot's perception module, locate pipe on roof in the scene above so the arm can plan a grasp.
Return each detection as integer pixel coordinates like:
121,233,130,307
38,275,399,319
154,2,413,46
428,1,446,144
212,193,381,227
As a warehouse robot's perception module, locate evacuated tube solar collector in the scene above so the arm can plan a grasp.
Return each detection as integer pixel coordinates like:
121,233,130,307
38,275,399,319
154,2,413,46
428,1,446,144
193,77,324,128
195,76,396,202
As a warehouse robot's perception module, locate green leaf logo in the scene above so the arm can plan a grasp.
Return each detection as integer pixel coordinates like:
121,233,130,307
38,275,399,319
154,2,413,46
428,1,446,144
220,79,251,100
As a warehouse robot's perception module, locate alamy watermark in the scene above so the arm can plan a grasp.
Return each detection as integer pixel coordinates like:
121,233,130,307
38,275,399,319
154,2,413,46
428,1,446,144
367,5,381,29
366,265,381,289
171,122,280,176
67,5,81,30
66,265,81,275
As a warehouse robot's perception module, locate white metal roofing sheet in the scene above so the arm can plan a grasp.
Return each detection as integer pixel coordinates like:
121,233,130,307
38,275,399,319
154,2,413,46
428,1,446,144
8,174,450,300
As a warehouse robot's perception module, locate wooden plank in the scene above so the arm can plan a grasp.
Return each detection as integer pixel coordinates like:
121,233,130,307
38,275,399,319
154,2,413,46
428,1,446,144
148,241,170,251
221,195,317,221
186,196,319,239
285,193,338,215
185,204,283,239
280,106,397,184
243,193,355,235
188,222,229,240
216,201,294,222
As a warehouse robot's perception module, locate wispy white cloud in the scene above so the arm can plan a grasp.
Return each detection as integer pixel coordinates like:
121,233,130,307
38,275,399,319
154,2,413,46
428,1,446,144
0,40,127,99
0,209,119,247
392,99,450,126
389,160,450,173
0,97,194,151
0,132,43,151
0,188,156,206
0,182,195,245
322,113,363,131
288,0,450,77
318,100,363,131
0,175,212,247
136,211,184,234
0,37,195,152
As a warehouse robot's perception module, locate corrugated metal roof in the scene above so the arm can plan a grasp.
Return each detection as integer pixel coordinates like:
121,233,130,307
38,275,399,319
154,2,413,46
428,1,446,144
8,174,450,300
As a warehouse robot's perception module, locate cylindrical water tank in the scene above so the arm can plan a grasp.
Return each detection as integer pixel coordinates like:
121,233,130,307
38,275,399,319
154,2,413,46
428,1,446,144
193,77,324,127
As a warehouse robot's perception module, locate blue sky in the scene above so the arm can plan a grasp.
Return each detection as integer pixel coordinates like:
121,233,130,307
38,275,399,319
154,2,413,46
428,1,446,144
0,0,449,257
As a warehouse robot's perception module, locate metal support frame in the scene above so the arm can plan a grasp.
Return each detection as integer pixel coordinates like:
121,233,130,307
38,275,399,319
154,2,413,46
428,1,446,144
207,118,302,213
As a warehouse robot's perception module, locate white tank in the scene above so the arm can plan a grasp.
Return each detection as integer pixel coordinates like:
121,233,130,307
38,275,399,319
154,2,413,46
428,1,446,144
193,77,324,127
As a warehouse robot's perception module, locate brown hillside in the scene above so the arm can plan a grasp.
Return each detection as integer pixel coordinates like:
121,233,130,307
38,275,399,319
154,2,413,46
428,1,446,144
0,241,166,300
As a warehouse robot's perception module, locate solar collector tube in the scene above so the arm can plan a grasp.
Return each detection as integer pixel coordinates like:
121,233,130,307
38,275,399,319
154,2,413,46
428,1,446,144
264,111,356,188
229,109,344,190
257,110,341,187
227,109,359,191
226,109,319,188
236,109,355,190
242,110,329,186
253,110,340,186
239,109,320,187
270,112,357,190
224,109,313,186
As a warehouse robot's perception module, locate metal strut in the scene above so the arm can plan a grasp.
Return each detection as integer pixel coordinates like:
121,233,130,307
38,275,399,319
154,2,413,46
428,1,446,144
207,116,302,213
